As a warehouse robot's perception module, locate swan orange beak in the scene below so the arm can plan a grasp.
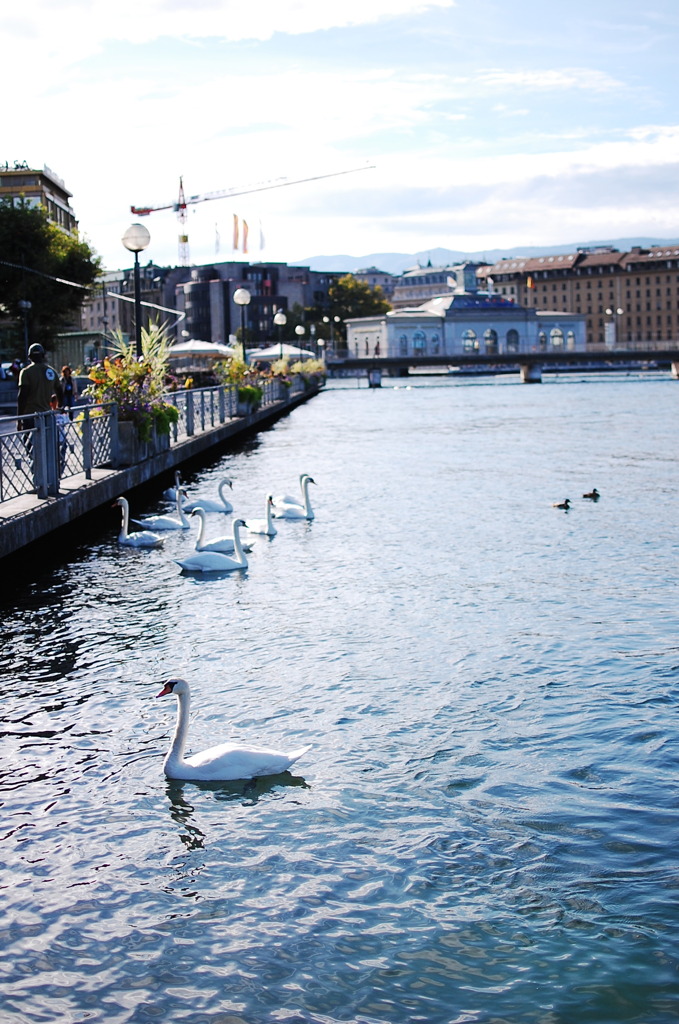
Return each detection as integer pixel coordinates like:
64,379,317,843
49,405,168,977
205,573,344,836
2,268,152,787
156,682,173,698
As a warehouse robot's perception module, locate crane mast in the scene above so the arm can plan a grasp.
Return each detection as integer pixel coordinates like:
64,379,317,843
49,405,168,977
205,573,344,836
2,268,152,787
131,164,374,265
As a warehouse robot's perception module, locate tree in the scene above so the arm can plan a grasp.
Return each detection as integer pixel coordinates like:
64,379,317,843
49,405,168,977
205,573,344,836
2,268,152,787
0,198,101,354
325,274,391,346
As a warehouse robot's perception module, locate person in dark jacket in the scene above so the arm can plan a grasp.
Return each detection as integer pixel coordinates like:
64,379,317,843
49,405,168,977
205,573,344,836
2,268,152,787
18,344,63,429
60,365,78,420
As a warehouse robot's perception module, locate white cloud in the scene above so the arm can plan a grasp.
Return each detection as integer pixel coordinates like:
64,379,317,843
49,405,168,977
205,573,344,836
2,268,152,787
472,68,623,93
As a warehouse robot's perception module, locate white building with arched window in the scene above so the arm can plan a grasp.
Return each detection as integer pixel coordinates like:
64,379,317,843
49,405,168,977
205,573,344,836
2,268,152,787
345,293,586,360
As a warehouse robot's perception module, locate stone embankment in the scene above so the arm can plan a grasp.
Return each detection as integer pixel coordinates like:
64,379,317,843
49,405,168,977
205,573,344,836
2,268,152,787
0,384,320,560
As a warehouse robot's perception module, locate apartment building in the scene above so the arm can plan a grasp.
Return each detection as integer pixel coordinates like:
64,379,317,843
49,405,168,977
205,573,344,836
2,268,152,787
480,245,679,348
0,162,78,234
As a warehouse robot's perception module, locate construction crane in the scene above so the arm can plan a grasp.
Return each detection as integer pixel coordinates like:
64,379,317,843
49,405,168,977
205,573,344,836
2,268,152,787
131,164,375,266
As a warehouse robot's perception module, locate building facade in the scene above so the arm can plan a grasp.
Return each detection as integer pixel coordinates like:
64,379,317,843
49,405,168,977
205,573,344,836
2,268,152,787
353,267,395,301
391,261,487,309
480,245,679,348
346,293,586,360
173,261,340,347
0,162,77,234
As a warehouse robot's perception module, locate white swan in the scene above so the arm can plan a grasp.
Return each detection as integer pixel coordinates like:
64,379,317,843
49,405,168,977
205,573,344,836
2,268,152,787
175,519,249,572
273,476,316,520
133,489,191,531
182,478,234,514
114,497,164,548
156,678,312,780
192,507,254,553
163,469,183,503
243,494,277,536
273,473,310,508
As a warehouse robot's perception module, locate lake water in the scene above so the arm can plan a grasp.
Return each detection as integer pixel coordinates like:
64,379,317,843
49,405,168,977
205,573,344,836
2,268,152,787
1,372,678,1024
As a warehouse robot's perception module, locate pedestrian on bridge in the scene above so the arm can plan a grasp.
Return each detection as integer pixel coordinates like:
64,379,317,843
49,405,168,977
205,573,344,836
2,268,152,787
17,344,62,430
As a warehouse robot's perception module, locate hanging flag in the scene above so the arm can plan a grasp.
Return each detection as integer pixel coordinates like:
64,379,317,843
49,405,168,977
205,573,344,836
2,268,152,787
233,214,239,251
259,219,265,252
242,220,249,254
526,275,534,289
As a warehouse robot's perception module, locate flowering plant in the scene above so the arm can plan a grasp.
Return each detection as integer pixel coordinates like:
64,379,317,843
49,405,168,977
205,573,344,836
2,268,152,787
84,324,179,441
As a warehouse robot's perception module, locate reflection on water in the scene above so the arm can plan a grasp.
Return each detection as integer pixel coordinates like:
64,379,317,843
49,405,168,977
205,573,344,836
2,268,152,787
1,374,678,1024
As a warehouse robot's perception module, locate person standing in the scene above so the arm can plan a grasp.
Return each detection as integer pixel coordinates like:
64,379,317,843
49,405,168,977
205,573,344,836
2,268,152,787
17,344,62,429
60,365,78,420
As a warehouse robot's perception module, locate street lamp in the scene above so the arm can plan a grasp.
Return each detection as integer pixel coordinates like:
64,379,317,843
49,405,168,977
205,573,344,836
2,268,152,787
318,337,325,363
295,324,305,361
604,306,624,350
233,287,251,358
122,223,150,358
273,309,287,358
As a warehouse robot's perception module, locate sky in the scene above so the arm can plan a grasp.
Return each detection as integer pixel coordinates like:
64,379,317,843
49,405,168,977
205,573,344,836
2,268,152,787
3,0,679,270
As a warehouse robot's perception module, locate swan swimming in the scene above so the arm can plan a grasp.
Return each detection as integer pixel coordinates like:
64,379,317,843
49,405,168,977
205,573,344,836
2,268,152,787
133,489,191,531
182,478,234,514
192,508,254,553
163,469,183,503
272,473,310,508
156,678,311,780
114,497,164,548
243,494,277,536
175,519,249,572
273,476,316,520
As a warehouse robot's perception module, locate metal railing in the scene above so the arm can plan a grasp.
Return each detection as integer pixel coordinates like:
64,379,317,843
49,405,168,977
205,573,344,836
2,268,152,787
0,375,314,505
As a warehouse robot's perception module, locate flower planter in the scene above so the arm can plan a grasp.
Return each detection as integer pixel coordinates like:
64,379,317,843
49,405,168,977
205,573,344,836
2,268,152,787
116,420,149,465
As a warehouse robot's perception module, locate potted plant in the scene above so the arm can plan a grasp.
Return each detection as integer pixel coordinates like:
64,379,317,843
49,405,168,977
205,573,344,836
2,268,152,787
236,384,263,415
84,324,179,465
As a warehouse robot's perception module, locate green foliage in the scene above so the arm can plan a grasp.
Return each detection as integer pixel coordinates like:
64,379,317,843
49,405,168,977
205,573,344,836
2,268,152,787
84,323,179,439
327,275,391,338
0,197,101,351
237,384,263,408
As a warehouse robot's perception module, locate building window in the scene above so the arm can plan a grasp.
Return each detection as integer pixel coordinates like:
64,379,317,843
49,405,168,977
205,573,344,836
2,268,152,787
538,331,547,351
566,330,576,350
412,330,426,353
431,332,440,354
462,329,478,352
506,329,519,352
550,327,564,349
399,334,408,355
484,328,498,354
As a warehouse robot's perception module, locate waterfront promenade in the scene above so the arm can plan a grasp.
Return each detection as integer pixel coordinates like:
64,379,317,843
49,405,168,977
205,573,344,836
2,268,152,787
0,377,320,560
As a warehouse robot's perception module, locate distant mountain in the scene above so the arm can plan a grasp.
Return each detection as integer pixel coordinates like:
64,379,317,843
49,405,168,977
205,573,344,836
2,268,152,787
293,238,679,276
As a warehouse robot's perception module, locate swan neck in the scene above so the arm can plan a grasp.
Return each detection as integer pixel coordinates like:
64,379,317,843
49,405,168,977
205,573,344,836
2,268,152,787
196,511,206,546
121,500,129,537
168,689,190,764
233,522,246,564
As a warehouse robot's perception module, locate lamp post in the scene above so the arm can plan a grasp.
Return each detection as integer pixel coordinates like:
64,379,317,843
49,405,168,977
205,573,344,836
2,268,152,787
273,310,287,359
122,223,151,358
295,324,305,361
18,299,32,360
604,306,624,350
309,324,316,360
318,337,325,363
233,287,251,359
